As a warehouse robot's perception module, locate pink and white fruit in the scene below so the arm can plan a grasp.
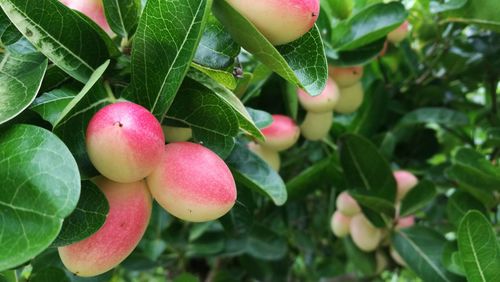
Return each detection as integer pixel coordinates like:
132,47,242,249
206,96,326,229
396,215,415,229
297,78,340,112
86,102,165,183
330,210,351,238
248,142,281,171
147,142,237,222
334,82,364,114
390,245,407,266
336,191,361,216
226,0,320,45
162,126,193,143
387,21,409,44
58,177,152,277
60,0,112,34
329,66,364,88
300,111,333,141
350,214,382,252
393,170,418,201
258,115,300,151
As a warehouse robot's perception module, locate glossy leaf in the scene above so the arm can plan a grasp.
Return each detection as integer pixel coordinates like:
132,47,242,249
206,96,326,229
0,41,47,125
446,191,489,227
445,0,500,32
30,89,77,126
191,63,237,90
0,0,112,83
52,181,109,247
399,180,437,217
0,124,80,271
103,0,141,38
212,0,328,96
126,0,211,120
245,224,287,261
0,8,21,45
457,211,500,282
398,108,469,127
326,39,386,67
226,141,287,206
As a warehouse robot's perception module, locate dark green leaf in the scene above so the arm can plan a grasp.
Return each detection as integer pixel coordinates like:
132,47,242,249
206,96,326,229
126,0,211,120
442,241,466,276
213,0,328,96
327,39,386,66
457,211,500,282
343,237,376,276
227,141,287,205
0,0,112,82
0,8,21,45
30,267,70,282
0,124,80,271
103,0,141,38
245,107,272,129
445,0,500,32
30,89,77,126
399,180,437,217
446,191,488,227
0,41,47,124
52,181,109,247
392,226,463,282
245,224,287,261
398,108,469,127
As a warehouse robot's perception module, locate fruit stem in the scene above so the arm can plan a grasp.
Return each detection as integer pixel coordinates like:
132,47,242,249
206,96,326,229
104,81,117,103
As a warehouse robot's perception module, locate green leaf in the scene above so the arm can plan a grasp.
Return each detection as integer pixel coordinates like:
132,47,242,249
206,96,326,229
212,0,328,96
339,134,396,217
331,2,407,51
126,0,211,120
442,241,466,276
0,42,47,124
399,180,437,217
226,141,287,206
191,63,237,90
0,124,80,271
348,81,389,136
246,107,272,129
0,8,21,45
245,224,287,261
52,181,109,247
392,226,463,282
445,0,500,32
166,78,239,158
0,0,112,83
326,38,386,66
343,237,376,276
457,211,500,282
431,0,467,13
30,267,69,282
446,191,489,227
398,108,469,127
103,0,141,38
193,14,240,69
30,88,77,126
187,69,264,141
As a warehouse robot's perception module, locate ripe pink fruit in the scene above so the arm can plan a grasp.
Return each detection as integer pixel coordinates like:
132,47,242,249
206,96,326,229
226,0,320,45
393,170,418,201
60,0,112,35
350,214,382,252
86,102,165,183
387,21,409,44
297,78,340,113
330,210,351,238
258,115,300,152
58,177,152,277
335,82,364,114
396,216,415,229
329,66,364,88
147,142,237,222
336,191,361,216
300,111,333,141
248,142,281,171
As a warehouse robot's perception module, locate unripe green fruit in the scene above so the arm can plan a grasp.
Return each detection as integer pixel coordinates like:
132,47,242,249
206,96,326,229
329,65,364,87
248,142,281,171
258,115,300,152
147,142,237,222
350,214,382,252
387,21,409,44
300,111,333,141
390,245,407,266
335,82,364,114
226,0,320,45
60,0,112,34
86,102,165,183
162,125,192,143
393,170,418,201
336,191,361,216
328,0,353,20
297,78,340,113
58,177,152,277
330,210,351,238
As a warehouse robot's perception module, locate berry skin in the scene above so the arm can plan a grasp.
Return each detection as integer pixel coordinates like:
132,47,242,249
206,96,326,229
336,191,361,216
248,142,281,171
300,111,333,141
60,0,112,34
258,115,300,152
329,66,364,88
387,21,409,44
297,78,340,113
393,170,418,201
330,210,351,238
335,82,364,114
350,214,382,252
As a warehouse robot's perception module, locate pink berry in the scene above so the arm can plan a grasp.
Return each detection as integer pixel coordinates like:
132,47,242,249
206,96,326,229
258,114,300,151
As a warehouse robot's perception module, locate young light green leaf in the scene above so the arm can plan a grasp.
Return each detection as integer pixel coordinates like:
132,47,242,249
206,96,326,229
457,211,500,282
227,141,287,206
212,0,327,96
0,124,80,271
52,181,109,247
126,0,211,120
392,226,463,282
191,63,237,90
0,43,47,125
103,0,141,39
0,0,112,83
